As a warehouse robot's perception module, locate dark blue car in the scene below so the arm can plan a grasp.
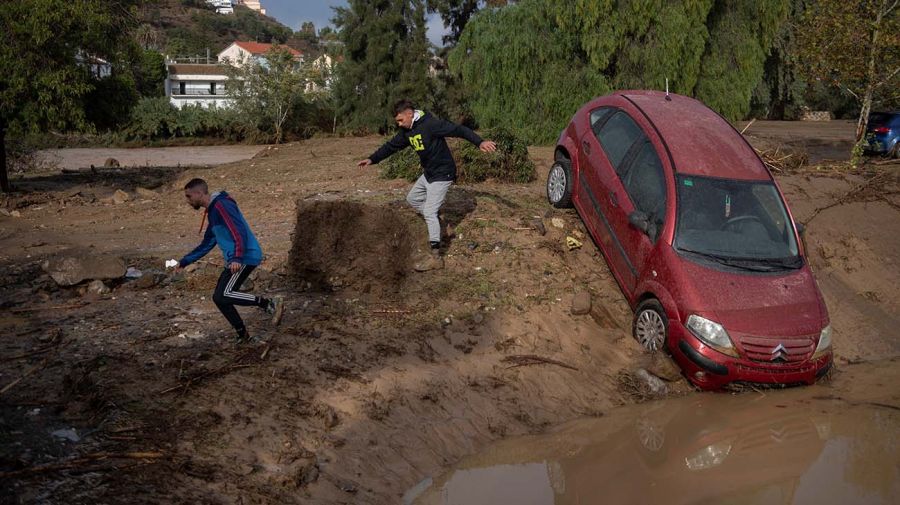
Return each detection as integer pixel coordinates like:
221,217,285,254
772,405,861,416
865,111,900,157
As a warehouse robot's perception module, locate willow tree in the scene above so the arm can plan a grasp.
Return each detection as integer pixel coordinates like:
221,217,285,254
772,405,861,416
450,0,790,143
332,0,432,133
449,0,609,143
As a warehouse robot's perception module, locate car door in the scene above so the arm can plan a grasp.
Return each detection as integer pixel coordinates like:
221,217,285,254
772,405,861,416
614,139,669,295
579,109,644,289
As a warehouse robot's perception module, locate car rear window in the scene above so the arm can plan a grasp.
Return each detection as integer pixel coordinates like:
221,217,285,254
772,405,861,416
596,112,644,174
868,112,893,125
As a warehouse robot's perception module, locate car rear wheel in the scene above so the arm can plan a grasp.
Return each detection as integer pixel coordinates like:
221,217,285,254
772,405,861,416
547,159,573,208
633,299,668,351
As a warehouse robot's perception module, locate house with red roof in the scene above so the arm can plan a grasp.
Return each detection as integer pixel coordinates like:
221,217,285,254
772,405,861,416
217,41,302,68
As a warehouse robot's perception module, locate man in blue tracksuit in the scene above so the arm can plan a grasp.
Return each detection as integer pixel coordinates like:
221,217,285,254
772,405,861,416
175,178,283,342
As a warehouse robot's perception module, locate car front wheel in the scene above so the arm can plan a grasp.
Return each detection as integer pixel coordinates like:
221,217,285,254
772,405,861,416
633,299,668,351
547,159,573,208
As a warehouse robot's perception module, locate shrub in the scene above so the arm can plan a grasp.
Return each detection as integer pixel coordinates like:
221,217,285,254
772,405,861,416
380,127,535,184
128,96,175,139
456,127,536,184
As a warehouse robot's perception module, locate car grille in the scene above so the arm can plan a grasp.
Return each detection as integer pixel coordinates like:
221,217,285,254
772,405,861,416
739,335,815,364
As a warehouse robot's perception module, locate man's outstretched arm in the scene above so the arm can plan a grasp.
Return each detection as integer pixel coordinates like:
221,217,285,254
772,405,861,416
178,225,217,269
431,119,497,153
358,131,409,167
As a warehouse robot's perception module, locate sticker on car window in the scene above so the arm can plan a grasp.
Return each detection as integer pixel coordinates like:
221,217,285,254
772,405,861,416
683,179,694,187
725,194,732,218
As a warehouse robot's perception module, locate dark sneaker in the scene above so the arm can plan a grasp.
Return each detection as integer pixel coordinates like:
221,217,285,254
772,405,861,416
235,328,253,344
268,295,285,326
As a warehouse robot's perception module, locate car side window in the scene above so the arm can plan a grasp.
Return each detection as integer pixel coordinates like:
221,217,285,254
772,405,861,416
590,107,614,136
623,141,667,227
596,111,644,174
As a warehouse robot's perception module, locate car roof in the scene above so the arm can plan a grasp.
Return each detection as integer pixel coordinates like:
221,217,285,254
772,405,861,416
615,90,771,181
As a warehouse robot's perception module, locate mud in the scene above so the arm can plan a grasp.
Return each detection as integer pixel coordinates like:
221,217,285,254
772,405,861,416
0,131,898,504
411,358,900,505
288,201,422,295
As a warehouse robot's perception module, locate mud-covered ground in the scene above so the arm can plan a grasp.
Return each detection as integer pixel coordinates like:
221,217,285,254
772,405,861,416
1,130,899,504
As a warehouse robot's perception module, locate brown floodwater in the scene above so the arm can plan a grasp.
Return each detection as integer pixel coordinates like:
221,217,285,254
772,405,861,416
407,359,900,505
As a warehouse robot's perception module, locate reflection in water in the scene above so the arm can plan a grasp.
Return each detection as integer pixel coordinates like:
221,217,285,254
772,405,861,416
409,366,900,505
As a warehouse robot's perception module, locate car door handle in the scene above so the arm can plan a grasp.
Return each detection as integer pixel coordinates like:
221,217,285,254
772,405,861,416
609,191,619,207
582,140,591,155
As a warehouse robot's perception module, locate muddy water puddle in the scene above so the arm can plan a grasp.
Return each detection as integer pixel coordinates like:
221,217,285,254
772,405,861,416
408,360,900,505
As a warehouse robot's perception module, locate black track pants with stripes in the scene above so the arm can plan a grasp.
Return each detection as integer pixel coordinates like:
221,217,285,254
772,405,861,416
212,265,266,332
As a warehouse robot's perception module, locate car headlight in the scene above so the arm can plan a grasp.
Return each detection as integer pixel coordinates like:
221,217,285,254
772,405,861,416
686,315,737,356
685,442,733,471
813,324,832,358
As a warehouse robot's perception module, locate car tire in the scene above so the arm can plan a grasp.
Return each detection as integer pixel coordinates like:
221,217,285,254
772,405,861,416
633,299,668,351
547,159,573,208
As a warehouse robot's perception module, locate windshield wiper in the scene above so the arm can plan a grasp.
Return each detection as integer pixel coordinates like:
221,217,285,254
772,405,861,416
677,248,783,272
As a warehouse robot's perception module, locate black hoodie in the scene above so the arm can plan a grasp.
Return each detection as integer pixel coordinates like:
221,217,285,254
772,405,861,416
368,111,483,183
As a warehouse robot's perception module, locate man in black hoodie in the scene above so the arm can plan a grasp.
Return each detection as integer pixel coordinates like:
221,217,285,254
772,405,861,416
358,99,496,271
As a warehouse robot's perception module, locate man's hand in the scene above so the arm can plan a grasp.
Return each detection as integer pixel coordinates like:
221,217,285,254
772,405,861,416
357,158,373,168
229,261,242,274
479,141,497,153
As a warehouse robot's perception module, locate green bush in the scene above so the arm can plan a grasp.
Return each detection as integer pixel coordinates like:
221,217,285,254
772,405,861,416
126,97,247,141
380,127,535,184
457,127,536,184
128,96,175,139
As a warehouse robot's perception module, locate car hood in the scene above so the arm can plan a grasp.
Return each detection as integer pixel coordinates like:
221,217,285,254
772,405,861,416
675,257,825,337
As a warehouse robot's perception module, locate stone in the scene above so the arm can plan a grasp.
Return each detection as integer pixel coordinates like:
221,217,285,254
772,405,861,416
571,291,592,316
51,428,80,442
11,210,22,218
0,209,9,217
132,273,164,289
125,267,143,279
634,368,668,395
531,218,547,236
472,312,485,324
551,217,566,229
135,187,158,199
103,157,120,168
42,254,126,286
111,189,130,205
86,280,111,295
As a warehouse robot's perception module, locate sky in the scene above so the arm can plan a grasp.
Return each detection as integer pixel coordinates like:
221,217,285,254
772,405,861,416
261,0,449,46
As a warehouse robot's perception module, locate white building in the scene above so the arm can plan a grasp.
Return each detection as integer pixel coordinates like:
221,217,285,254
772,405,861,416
305,53,337,93
205,0,234,14
237,0,266,15
165,64,232,109
218,41,303,68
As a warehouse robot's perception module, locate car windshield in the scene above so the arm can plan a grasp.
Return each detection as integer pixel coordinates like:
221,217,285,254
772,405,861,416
675,175,800,269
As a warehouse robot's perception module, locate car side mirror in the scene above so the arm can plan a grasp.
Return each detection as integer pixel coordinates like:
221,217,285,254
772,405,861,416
629,211,650,234
795,222,806,236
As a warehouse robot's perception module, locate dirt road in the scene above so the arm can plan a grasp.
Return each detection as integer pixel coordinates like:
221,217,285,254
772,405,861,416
34,144,269,172
1,133,898,503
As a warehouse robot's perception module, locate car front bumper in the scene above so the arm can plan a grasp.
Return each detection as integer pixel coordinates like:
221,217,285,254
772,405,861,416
668,322,833,390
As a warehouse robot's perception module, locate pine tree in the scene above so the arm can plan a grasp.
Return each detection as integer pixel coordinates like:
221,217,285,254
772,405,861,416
333,0,432,133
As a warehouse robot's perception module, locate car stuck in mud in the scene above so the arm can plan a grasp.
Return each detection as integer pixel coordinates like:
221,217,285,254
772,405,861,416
547,90,833,389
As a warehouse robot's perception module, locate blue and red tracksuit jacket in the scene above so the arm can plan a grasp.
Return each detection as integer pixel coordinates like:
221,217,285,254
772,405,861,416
179,191,263,268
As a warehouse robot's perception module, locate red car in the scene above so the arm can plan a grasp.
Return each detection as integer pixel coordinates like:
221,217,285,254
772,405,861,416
547,91,832,389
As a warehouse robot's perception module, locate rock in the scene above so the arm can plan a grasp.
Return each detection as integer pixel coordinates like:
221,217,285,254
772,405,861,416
132,272,164,289
634,368,668,395
531,218,547,236
51,428,80,442
551,217,566,229
42,254,126,286
111,189,130,205
135,187,158,199
103,157,120,168
125,267,143,279
571,291,592,315
86,280,111,295
0,209,9,217
472,312,485,324
11,210,22,218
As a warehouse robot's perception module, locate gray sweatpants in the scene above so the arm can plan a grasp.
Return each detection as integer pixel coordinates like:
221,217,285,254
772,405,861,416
407,175,452,244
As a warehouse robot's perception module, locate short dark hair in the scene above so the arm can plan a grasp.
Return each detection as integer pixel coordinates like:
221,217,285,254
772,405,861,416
184,178,208,193
393,99,416,116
